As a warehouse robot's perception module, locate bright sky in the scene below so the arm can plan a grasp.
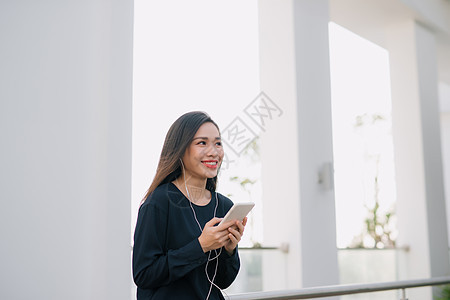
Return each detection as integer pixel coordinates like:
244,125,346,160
132,1,396,249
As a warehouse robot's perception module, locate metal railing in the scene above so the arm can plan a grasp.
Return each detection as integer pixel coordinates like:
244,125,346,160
228,276,450,299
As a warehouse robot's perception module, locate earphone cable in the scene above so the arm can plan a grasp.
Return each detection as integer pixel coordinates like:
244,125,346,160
180,159,222,300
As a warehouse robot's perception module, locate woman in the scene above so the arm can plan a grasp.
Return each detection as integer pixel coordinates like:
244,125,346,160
133,111,247,299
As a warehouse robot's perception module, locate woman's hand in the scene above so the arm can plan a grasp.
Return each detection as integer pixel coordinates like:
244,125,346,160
224,217,247,255
198,217,247,254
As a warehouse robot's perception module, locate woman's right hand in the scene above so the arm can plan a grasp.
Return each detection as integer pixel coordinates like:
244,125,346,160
198,217,235,253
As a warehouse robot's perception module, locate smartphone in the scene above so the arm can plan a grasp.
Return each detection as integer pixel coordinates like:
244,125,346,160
219,202,255,226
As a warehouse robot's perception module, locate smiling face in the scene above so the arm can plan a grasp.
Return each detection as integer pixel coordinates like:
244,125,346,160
181,122,224,184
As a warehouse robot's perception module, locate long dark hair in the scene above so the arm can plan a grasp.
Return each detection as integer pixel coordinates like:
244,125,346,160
142,111,221,203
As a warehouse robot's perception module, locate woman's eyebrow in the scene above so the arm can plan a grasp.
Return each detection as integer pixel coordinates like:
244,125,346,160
192,137,221,140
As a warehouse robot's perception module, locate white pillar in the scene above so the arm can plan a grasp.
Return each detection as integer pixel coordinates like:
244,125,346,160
259,0,339,290
440,82,450,249
387,20,450,299
0,1,133,299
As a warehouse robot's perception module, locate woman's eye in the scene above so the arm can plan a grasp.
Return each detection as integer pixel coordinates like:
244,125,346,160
197,141,206,145
216,142,222,146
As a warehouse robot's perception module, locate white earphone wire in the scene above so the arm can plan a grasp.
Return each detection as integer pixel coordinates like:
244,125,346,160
179,159,225,300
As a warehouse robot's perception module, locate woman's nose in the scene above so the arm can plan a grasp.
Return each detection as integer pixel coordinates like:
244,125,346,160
206,144,219,156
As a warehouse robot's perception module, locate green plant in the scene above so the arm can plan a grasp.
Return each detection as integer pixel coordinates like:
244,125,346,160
436,284,450,300
350,200,396,248
349,113,397,249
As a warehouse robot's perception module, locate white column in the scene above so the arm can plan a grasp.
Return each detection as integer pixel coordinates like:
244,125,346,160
259,0,339,290
440,82,450,248
387,20,450,299
0,1,133,299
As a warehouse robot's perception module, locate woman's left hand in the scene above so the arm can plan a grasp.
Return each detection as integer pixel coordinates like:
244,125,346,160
224,217,247,255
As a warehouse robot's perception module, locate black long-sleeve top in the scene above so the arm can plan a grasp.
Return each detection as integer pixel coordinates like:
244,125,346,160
133,182,240,299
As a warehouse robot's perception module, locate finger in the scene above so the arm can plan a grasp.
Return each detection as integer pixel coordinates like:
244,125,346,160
228,232,239,244
228,226,241,240
206,217,223,227
218,230,232,240
217,233,232,246
235,220,245,233
217,219,236,230
242,217,248,227
214,226,233,239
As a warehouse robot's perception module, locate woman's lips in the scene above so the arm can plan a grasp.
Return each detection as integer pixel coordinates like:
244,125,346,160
202,160,218,169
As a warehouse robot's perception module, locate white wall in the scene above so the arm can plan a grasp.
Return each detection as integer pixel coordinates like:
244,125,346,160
400,0,450,34
440,82,450,248
0,1,133,299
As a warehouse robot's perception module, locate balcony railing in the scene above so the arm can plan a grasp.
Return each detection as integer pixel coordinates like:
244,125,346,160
225,246,450,299
228,276,450,299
